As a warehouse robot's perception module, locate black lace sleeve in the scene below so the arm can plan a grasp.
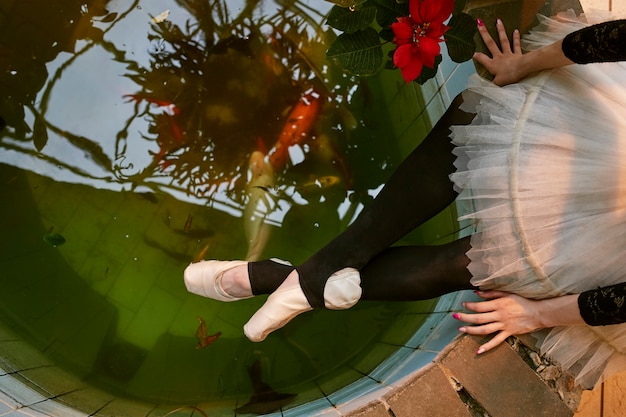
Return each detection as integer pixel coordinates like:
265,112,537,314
562,19,626,64
578,282,626,326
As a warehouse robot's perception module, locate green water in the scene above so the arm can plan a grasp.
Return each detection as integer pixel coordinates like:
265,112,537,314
0,0,451,413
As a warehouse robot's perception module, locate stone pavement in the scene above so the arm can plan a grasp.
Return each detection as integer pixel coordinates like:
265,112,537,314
345,335,578,417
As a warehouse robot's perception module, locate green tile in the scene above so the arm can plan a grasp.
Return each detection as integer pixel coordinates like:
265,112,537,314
47,305,117,373
55,386,115,417
121,287,183,350
77,250,122,296
374,311,430,347
106,249,161,312
37,181,83,231
167,295,214,337
154,261,189,296
25,171,54,206
56,201,108,271
316,365,365,401
95,397,156,417
0,340,54,373
18,366,87,398
108,300,135,339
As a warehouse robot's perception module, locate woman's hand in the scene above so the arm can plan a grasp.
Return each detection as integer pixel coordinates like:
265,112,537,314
473,19,528,86
454,290,544,353
453,290,584,354
473,18,574,86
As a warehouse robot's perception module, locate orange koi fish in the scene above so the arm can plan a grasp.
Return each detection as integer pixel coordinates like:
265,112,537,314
268,91,321,170
195,316,221,349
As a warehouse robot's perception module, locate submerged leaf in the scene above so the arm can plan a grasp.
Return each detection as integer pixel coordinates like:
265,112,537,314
195,317,221,349
43,233,66,247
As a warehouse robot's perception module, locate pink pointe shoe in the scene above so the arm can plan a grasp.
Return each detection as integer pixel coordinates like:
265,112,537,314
184,260,252,302
243,268,361,342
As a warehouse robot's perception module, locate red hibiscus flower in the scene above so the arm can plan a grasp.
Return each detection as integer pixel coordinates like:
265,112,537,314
391,0,454,82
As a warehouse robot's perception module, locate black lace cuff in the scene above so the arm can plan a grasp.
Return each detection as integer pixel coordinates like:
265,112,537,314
578,282,626,326
562,19,626,64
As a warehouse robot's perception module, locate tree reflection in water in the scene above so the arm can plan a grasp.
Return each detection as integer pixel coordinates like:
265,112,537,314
116,0,354,208
2,0,357,210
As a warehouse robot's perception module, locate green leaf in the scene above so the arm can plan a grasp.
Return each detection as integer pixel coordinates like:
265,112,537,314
327,27,383,76
378,26,394,42
32,112,48,152
43,233,66,247
327,4,377,33
412,55,442,85
371,0,408,28
444,13,477,63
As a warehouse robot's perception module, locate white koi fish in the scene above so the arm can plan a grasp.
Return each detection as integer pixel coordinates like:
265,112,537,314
244,151,275,261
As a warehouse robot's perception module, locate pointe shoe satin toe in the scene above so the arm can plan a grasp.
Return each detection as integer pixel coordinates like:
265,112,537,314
243,268,361,342
184,260,251,302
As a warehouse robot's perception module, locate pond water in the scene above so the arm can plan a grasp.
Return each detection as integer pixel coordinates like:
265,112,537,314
0,0,446,413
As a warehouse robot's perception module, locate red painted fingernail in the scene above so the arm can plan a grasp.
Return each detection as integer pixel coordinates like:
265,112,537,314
477,18,484,27
452,313,460,320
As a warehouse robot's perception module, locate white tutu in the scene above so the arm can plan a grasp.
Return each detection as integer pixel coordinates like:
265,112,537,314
450,10,626,388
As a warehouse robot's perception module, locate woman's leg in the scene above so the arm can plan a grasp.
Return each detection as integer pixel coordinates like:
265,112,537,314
249,93,476,307
240,94,476,341
359,236,474,301
223,237,474,300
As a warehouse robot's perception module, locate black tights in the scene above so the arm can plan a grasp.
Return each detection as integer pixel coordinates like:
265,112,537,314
249,93,476,305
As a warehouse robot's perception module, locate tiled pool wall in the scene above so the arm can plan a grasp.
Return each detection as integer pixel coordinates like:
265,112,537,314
0,290,477,417
0,54,478,417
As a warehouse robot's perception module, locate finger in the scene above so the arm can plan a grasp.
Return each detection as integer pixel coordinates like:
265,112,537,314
477,21,501,56
512,29,522,54
476,332,510,354
459,321,502,335
472,52,492,68
455,311,498,325
474,290,511,299
496,19,511,54
463,299,501,313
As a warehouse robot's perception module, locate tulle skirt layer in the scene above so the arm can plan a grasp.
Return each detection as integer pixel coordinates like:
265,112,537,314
450,11,626,388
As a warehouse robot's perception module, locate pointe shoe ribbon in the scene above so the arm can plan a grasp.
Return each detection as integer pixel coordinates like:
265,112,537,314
243,268,361,342
184,260,252,302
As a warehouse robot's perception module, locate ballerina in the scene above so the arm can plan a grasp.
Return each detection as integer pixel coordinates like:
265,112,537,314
185,13,626,388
